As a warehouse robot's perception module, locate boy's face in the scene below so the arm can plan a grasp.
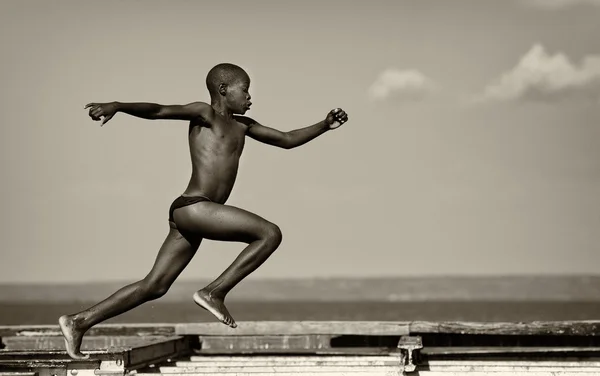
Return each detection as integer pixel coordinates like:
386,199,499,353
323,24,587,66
225,77,252,115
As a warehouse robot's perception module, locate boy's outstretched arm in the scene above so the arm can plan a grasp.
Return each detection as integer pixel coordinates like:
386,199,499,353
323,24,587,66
84,101,214,125
237,108,349,149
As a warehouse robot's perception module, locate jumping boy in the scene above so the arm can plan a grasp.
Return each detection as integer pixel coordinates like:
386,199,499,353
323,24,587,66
58,63,349,359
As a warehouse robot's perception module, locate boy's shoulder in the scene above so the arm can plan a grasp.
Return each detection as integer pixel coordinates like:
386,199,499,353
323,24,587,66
189,101,216,120
233,115,257,127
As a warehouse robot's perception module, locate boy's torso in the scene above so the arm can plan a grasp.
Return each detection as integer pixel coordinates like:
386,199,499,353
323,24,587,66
183,116,249,204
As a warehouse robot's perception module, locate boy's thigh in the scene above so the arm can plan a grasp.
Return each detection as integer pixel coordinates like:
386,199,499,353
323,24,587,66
173,202,275,243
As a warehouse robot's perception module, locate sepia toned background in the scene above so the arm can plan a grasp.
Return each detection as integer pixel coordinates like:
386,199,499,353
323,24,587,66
1,0,599,292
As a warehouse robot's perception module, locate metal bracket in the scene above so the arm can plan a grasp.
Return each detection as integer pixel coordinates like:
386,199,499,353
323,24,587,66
397,335,422,373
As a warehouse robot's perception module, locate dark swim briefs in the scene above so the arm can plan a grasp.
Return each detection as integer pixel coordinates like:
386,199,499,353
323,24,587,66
168,195,212,222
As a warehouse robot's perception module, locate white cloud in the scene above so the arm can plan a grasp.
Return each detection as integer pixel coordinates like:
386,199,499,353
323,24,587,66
521,0,600,9
476,44,600,103
367,68,438,102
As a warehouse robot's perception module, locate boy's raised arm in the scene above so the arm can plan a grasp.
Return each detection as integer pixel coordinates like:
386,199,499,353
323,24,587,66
85,101,214,125
236,108,348,149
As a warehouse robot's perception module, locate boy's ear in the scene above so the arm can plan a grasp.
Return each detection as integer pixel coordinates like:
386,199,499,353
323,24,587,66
218,83,227,96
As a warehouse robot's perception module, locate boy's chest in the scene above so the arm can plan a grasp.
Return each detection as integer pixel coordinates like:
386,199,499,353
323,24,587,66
212,123,247,152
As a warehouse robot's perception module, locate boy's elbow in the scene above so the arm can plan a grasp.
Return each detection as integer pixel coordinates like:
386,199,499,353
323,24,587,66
152,104,169,119
280,133,295,149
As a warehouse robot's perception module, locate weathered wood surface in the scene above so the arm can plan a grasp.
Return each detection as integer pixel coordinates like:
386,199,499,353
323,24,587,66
163,320,589,336
176,321,411,336
154,353,405,376
0,323,176,337
194,347,399,355
133,372,600,376
136,372,399,376
0,338,193,376
2,320,600,341
0,336,190,364
138,355,600,376
424,359,600,367
2,335,172,350
414,360,600,373
162,354,600,376
0,348,117,359
409,321,600,336
423,346,600,355
199,334,332,350
182,354,400,365
0,360,99,370
158,364,403,374
177,321,600,336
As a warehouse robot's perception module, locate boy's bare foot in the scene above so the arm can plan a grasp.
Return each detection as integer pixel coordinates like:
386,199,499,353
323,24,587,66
193,289,237,328
58,315,90,360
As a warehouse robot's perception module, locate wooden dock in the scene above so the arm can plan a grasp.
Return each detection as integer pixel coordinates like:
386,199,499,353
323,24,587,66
2,320,600,375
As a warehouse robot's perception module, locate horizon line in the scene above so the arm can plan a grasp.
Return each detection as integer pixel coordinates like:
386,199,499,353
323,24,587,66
2,273,600,286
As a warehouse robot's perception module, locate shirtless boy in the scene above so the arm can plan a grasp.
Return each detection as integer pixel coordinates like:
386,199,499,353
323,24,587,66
58,63,349,359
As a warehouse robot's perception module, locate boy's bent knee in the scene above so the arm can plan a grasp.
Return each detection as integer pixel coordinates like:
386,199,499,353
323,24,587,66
264,222,282,246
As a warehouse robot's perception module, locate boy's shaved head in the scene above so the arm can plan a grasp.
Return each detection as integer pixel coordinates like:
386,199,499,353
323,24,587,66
206,63,250,97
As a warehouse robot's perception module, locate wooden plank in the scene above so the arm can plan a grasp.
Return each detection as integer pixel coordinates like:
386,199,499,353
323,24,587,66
404,371,599,376
199,335,332,350
193,347,399,355
190,319,600,336
409,321,600,336
0,336,188,362
136,372,399,376
0,348,117,359
3,320,600,338
115,320,600,336
0,337,192,376
0,360,101,373
176,321,410,336
423,346,600,355
424,359,600,368
416,362,600,373
0,323,176,337
2,336,171,350
158,365,402,373
176,358,399,366
188,354,400,362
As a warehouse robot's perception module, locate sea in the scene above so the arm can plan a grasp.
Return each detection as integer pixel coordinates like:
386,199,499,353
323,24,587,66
2,301,600,326
2,276,600,325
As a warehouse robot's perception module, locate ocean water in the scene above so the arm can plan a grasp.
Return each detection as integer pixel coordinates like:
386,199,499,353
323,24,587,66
2,301,600,325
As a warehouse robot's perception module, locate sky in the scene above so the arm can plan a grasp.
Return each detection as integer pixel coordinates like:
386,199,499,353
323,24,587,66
0,0,599,283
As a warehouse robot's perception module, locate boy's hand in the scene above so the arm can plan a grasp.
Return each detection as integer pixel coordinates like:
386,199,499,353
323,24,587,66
325,108,349,130
85,102,119,126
